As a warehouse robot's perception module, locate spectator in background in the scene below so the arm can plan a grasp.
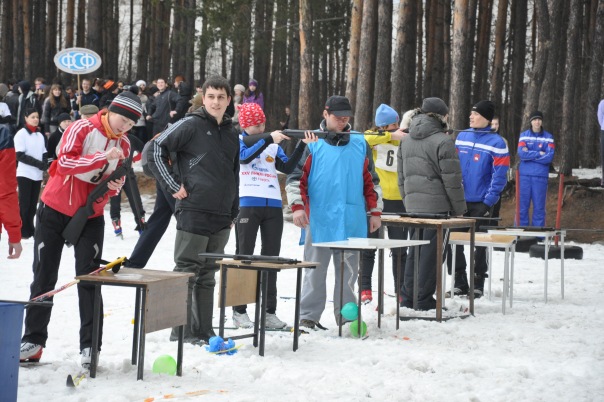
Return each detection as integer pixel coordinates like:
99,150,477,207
79,104,99,120
232,84,245,129
0,118,22,258
14,108,47,239
280,106,291,130
42,84,71,137
147,78,178,135
99,80,119,109
73,78,100,119
243,79,264,110
517,111,555,227
16,81,42,130
46,113,72,161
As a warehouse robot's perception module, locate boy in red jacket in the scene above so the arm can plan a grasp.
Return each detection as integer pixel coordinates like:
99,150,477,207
0,122,22,259
19,91,143,369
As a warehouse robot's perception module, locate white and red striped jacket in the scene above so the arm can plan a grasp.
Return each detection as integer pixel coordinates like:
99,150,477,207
42,111,131,218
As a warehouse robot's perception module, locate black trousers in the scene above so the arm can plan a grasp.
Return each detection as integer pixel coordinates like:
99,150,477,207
360,199,408,292
446,201,492,277
126,181,175,268
109,167,145,226
401,227,439,309
233,206,283,314
17,177,41,238
22,203,105,351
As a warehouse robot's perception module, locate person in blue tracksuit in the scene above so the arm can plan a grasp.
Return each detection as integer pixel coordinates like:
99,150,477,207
517,111,555,227
452,100,510,298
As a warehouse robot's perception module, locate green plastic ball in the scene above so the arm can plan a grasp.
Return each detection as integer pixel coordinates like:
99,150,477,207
340,302,359,321
350,320,367,338
152,354,177,375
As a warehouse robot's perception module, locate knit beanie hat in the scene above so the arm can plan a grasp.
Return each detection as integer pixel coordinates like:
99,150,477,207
18,81,31,94
136,80,146,87
57,113,72,124
472,100,495,121
529,110,544,122
108,91,143,122
248,79,258,87
421,97,449,116
234,84,245,93
374,104,399,127
238,103,266,129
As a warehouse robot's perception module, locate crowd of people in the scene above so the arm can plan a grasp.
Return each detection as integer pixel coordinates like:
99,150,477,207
3,71,599,371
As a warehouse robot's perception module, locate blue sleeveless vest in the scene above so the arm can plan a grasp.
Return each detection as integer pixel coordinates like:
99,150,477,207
307,135,368,242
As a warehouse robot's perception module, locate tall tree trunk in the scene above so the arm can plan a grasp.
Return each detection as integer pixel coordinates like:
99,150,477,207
137,0,150,80
65,0,75,49
289,0,300,131
472,0,493,101
560,0,581,175
523,0,551,123
423,0,437,98
345,0,363,108
415,0,423,106
508,0,528,149
372,0,392,112
538,0,564,140
450,0,471,131
1,0,13,79
582,0,604,167
128,0,133,82
184,0,196,85
391,0,417,114
76,0,85,48
12,0,24,79
23,0,31,80
87,0,102,76
298,0,313,129
354,0,377,131
490,0,508,110
46,0,58,79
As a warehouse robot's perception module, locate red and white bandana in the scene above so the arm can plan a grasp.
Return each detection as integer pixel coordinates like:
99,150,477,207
238,103,266,129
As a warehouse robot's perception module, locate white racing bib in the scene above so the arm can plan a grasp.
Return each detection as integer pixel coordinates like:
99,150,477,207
374,143,398,172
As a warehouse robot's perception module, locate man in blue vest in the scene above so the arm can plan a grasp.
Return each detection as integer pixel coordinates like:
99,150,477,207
286,95,383,330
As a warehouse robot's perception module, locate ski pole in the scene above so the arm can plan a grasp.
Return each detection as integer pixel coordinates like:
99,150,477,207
29,257,127,303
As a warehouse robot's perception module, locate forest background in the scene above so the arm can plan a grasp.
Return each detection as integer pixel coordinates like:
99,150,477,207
1,0,603,174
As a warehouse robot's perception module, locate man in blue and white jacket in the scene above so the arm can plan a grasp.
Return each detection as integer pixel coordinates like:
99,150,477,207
517,111,555,227
452,100,510,298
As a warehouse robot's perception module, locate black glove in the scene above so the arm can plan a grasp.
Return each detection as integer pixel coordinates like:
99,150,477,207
475,203,491,217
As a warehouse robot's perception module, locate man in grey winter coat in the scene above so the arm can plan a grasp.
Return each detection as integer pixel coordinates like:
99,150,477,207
397,97,466,310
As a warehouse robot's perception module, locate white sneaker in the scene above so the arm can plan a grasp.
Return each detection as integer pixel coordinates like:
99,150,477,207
81,347,98,369
265,313,287,329
20,342,43,362
233,311,254,328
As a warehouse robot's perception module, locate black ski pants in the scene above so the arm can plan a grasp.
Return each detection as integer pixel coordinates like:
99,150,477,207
17,177,41,238
126,181,175,268
22,203,105,351
233,206,283,314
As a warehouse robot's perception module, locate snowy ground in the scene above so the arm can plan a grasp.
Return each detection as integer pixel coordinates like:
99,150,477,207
3,196,604,401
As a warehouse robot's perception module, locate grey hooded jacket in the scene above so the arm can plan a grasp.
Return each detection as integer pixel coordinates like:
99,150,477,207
397,110,466,216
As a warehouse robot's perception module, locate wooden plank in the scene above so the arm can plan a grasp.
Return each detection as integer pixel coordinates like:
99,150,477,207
449,232,515,245
145,276,190,333
218,268,257,308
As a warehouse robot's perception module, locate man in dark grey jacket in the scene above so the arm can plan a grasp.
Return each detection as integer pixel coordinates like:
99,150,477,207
397,97,466,310
148,76,239,345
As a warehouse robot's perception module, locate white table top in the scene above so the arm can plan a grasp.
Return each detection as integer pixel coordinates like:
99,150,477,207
312,238,429,250
487,229,565,237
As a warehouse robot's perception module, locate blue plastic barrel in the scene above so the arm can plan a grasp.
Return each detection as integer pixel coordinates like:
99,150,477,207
0,302,25,402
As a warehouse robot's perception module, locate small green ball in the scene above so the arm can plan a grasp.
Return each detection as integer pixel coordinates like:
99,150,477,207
349,320,367,338
152,354,177,375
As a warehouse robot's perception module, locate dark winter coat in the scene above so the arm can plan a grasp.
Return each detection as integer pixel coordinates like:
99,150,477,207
148,107,240,235
397,110,466,216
